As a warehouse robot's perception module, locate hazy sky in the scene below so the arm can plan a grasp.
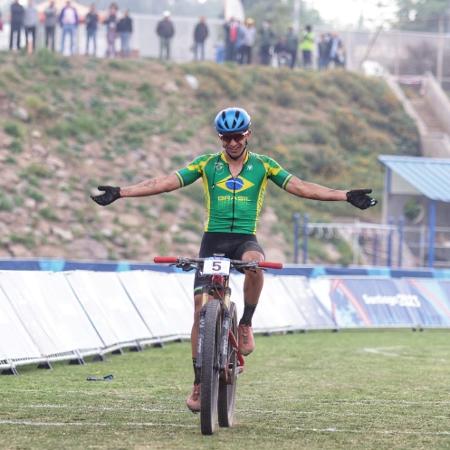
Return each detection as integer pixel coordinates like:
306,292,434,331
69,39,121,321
307,0,398,28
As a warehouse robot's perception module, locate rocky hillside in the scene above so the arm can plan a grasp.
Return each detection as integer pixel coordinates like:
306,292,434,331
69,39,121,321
0,51,420,263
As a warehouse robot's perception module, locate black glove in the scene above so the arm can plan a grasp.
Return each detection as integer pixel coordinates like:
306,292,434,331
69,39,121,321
91,185,121,206
346,189,377,210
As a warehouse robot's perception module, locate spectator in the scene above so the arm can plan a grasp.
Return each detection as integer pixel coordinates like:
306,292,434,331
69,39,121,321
193,16,208,61
299,24,314,69
238,18,256,65
85,3,98,56
336,39,346,68
117,9,133,58
223,16,239,62
9,0,24,51
23,0,37,53
285,26,298,69
329,33,346,68
317,33,331,70
59,0,79,55
0,11,3,32
156,10,175,61
274,36,291,68
258,20,275,66
44,0,57,52
104,2,118,58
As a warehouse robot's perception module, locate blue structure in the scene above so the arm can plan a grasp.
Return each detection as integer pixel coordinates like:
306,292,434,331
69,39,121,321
379,155,450,268
0,258,450,278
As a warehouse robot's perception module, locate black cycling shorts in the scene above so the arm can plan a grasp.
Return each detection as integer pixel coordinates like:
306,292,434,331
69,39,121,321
193,232,265,294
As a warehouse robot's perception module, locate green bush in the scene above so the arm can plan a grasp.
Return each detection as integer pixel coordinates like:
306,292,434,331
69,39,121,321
0,192,14,212
162,196,180,213
25,95,54,119
137,82,158,108
21,163,53,179
25,187,45,202
9,140,23,154
39,207,59,221
4,121,24,138
9,233,36,247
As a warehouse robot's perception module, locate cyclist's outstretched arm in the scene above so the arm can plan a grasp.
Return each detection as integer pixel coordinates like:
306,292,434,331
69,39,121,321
285,176,377,209
121,173,180,197
285,176,347,201
91,173,180,206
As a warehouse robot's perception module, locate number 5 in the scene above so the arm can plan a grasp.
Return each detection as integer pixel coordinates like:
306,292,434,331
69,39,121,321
212,261,222,271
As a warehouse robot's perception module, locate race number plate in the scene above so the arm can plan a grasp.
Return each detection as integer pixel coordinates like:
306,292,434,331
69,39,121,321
202,258,231,275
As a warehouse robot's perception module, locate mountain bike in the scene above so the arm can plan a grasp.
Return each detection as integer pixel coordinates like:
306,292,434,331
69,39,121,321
153,255,282,435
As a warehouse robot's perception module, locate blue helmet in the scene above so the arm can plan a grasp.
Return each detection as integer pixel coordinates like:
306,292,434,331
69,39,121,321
214,107,251,135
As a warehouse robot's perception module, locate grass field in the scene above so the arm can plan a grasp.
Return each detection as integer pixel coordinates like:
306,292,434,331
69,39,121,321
2,330,450,450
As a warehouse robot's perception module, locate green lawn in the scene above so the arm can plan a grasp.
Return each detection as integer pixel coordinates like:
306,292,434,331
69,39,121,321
2,330,450,449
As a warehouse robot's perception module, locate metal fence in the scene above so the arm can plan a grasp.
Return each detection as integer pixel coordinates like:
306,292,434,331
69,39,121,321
293,214,450,268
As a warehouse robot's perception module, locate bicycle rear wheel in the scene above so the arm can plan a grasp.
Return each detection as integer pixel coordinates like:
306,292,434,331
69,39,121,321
218,301,238,427
200,299,221,435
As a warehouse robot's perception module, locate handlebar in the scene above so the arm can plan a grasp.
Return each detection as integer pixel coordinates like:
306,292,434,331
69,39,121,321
153,256,283,271
154,256,179,264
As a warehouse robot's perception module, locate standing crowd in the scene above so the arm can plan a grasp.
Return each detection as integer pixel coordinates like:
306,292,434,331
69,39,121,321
7,0,134,57
5,2,346,68
221,18,346,69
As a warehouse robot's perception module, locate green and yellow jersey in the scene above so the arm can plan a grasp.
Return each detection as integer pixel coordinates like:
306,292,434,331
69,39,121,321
176,151,293,235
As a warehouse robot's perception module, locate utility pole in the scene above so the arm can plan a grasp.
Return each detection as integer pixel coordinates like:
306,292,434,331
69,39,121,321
293,0,301,33
437,15,444,86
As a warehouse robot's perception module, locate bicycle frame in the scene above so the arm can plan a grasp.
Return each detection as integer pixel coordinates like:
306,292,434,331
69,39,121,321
197,273,244,377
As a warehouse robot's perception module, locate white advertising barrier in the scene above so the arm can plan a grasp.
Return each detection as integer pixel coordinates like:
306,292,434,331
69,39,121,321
0,271,78,359
280,276,336,329
119,271,193,339
309,278,335,325
229,274,307,332
65,271,151,348
0,283,42,366
0,271,87,358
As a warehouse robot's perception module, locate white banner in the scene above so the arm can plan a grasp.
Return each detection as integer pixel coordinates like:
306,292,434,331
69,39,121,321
0,271,79,357
119,271,193,339
0,282,42,363
229,274,307,332
65,271,151,347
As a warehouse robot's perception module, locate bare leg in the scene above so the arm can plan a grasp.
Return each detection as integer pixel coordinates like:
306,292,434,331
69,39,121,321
242,250,264,307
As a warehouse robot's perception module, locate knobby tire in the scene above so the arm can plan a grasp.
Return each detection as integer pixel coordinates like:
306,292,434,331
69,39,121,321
218,301,238,427
200,299,221,435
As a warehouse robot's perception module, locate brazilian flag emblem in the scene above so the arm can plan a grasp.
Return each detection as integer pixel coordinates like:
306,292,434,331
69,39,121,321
216,176,254,193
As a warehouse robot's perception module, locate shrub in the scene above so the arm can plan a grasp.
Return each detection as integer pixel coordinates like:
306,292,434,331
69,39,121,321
137,82,158,108
22,163,53,179
9,140,23,154
4,121,24,138
10,233,35,247
0,192,14,212
163,196,180,213
25,95,54,119
25,187,45,202
39,207,59,221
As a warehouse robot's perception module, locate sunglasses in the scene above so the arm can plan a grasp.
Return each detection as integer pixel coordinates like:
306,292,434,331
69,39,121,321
219,132,248,143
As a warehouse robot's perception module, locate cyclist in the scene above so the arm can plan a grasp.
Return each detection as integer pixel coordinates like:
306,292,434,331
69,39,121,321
91,107,377,412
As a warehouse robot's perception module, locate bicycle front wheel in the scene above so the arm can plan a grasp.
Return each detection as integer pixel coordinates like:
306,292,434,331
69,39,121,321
218,301,238,427
200,299,221,435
